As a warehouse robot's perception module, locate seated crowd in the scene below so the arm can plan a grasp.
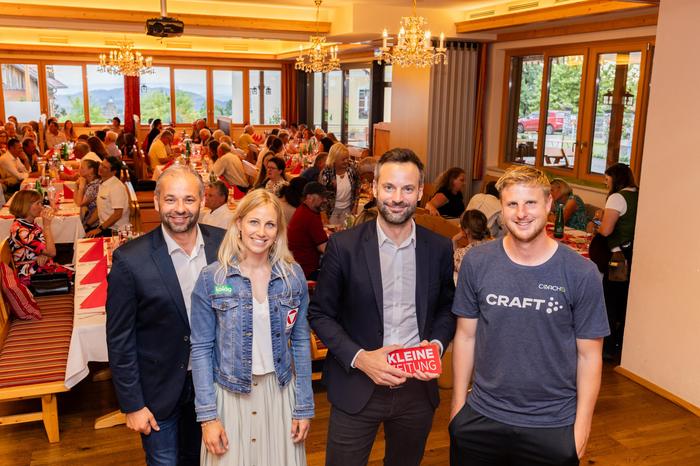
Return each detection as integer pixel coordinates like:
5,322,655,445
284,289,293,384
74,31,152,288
0,115,635,466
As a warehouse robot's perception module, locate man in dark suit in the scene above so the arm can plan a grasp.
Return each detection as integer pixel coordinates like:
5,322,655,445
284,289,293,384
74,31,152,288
309,148,456,466
107,164,225,466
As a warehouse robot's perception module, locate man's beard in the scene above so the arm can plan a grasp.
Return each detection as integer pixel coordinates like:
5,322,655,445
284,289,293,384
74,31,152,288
377,199,417,225
161,209,199,234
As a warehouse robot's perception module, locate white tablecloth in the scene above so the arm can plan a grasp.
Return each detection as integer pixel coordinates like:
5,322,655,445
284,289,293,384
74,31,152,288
0,201,84,244
64,238,109,388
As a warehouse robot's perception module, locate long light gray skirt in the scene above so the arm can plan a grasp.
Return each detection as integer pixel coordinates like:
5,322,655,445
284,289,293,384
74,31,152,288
201,373,307,466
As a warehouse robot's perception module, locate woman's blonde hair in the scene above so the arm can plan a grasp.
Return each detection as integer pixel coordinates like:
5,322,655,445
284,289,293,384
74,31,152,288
9,190,41,219
550,178,572,197
326,142,349,168
216,190,296,287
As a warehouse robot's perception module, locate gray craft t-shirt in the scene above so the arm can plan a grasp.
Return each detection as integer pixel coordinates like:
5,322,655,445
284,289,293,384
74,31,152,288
453,239,610,428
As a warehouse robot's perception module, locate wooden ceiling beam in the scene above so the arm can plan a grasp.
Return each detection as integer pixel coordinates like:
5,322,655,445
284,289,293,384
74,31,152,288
496,12,658,42
0,4,330,35
456,0,657,33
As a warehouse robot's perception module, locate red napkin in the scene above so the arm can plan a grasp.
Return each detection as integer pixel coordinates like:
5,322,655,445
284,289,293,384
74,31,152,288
63,184,74,200
63,165,75,176
79,238,104,262
80,279,108,309
163,159,175,170
81,255,107,285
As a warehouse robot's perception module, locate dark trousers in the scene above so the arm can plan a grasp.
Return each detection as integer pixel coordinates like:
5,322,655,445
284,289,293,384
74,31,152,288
140,372,200,466
449,404,579,466
326,379,435,466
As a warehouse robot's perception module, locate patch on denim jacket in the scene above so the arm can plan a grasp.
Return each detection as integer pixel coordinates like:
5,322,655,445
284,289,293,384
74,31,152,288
214,284,233,295
286,309,298,329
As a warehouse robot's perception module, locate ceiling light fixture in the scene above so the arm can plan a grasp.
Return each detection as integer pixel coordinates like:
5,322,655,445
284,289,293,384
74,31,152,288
376,0,447,68
295,0,340,74
98,41,154,77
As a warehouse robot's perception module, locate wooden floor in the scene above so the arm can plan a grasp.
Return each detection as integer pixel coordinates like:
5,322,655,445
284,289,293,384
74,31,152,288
0,363,698,466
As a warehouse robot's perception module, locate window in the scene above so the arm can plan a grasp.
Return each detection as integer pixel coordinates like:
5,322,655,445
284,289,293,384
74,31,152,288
86,65,124,124
312,72,323,128
46,65,85,123
590,51,641,174
500,39,652,182
325,70,343,137
174,69,207,123
263,70,281,125
383,65,392,122
542,55,583,170
347,68,370,148
140,66,171,124
505,55,544,166
248,70,282,125
2,64,41,121
308,64,376,147
213,70,243,123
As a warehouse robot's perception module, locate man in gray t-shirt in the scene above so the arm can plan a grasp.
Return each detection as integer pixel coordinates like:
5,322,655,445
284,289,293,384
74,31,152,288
449,166,609,466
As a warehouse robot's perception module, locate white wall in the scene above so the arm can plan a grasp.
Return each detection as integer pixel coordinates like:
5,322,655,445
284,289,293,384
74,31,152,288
619,0,700,408
481,25,657,207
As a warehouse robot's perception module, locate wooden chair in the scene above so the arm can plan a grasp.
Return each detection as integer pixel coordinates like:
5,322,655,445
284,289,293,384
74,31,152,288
420,183,436,208
125,181,141,233
0,239,74,443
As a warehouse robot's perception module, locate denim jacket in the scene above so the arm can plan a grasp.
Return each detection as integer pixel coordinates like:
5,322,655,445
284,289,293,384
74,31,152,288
190,260,314,421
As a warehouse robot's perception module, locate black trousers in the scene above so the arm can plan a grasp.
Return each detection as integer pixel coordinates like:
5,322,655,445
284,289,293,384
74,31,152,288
449,404,579,466
325,379,435,466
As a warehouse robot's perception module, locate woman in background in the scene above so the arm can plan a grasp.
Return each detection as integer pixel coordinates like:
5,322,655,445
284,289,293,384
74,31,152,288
549,178,587,231
589,163,639,362
191,190,313,466
63,120,78,142
319,143,359,225
426,167,466,218
8,190,69,286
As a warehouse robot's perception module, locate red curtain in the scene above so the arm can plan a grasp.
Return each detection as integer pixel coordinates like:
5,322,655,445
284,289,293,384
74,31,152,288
281,63,298,124
472,43,488,181
124,75,141,135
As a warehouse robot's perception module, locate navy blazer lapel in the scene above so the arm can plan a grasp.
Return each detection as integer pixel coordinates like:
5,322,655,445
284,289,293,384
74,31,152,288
151,228,189,327
415,227,430,336
200,226,221,264
362,221,384,321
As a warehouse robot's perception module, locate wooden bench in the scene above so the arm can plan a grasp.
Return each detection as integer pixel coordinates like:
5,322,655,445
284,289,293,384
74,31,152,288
0,239,74,442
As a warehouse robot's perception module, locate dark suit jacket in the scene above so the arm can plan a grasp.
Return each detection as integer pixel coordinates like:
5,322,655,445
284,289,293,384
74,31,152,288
308,220,456,414
106,224,225,420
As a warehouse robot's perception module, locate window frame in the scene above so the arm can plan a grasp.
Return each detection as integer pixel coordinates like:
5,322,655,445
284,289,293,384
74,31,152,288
0,59,281,129
498,37,654,184
308,62,375,148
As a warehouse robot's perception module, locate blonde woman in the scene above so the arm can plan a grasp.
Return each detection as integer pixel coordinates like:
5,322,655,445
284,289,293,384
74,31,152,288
319,142,360,225
190,189,313,466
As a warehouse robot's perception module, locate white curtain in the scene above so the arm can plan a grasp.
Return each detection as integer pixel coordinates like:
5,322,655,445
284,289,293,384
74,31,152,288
426,42,480,200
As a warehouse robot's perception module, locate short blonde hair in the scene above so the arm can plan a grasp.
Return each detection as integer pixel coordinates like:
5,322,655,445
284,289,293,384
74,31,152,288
496,166,550,196
550,178,572,197
327,142,349,168
9,190,41,219
216,190,296,288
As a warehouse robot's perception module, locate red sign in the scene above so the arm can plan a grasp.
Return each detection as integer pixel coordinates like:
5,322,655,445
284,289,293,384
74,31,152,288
387,344,442,375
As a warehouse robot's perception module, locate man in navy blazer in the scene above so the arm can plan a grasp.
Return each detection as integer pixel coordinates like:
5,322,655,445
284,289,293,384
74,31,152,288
107,165,225,465
309,148,456,466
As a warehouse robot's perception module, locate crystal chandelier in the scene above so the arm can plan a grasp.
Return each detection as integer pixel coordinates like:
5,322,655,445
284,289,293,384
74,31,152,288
98,41,154,77
376,0,447,68
295,0,340,73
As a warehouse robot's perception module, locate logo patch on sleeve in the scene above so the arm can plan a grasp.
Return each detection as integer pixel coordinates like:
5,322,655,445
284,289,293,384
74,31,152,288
286,309,298,329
